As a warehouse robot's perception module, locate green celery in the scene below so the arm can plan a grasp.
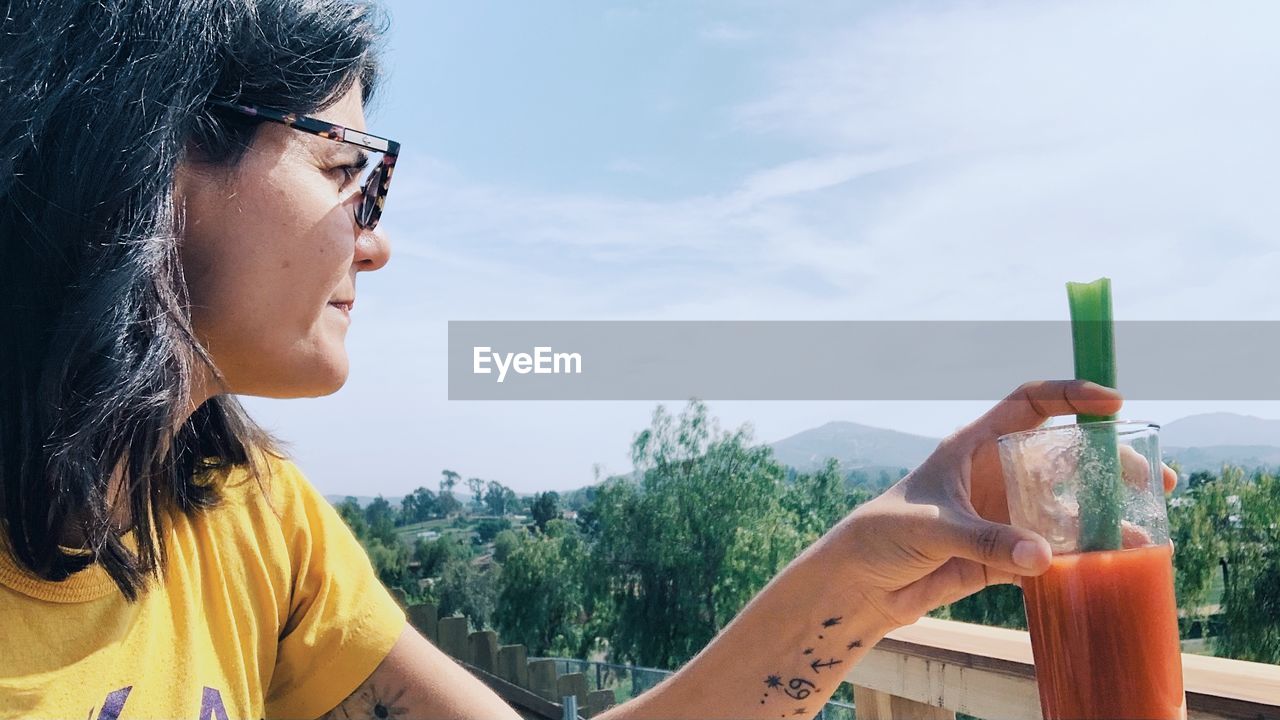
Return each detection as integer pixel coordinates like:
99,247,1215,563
1066,278,1123,552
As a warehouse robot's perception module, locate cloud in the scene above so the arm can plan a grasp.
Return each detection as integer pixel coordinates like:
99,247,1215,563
267,1,1280,494
701,22,759,45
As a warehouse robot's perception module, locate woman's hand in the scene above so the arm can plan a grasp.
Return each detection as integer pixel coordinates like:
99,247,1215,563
827,379,1178,629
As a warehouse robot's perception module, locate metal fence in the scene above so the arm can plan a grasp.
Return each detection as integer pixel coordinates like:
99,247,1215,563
531,657,856,719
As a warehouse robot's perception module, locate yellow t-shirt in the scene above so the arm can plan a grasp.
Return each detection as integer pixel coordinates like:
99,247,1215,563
0,451,407,720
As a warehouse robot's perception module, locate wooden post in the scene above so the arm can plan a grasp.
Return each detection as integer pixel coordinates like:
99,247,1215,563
528,659,559,702
389,587,408,609
407,602,438,643
497,644,530,688
852,684,955,720
557,672,588,710
469,630,499,674
585,689,616,717
437,616,470,662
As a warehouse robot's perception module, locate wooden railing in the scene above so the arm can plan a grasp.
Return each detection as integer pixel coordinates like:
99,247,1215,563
847,616,1280,720
395,592,1280,719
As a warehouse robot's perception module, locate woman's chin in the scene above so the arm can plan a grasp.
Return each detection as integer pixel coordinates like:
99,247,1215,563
247,358,350,399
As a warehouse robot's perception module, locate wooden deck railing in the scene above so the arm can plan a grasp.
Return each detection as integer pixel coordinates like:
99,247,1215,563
847,616,1280,719
396,593,1280,720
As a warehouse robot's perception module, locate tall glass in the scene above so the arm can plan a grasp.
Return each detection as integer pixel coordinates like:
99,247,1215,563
997,420,1187,720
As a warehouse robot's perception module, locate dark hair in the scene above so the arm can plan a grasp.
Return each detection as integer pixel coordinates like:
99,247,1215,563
0,0,389,601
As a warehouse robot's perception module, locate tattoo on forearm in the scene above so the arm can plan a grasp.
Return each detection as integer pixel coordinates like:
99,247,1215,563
317,681,408,720
784,677,816,699
758,618,866,717
808,658,842,674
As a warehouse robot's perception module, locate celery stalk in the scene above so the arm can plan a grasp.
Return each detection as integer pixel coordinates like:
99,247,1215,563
1066,278,1123,552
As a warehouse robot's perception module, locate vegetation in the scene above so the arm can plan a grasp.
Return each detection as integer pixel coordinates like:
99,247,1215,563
334,400,1280,669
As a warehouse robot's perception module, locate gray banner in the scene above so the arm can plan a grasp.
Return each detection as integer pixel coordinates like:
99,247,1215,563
447,321,1280,400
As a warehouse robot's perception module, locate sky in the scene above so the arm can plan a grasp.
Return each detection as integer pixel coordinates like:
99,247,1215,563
244,0,1280,496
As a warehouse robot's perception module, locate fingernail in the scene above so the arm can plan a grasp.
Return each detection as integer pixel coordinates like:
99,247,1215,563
1013,540,1041,570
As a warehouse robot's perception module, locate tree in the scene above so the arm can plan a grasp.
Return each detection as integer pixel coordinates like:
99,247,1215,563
400,486,438,525
492,528,525,564
364,536,411,591
1188,470,1215,491
436,490,462,517
463,476,485,511
587,400,807,668
336,497,368,540
530,491,561,533
440,469,460,494
496,522,588,656
1215,469,1280,663
483,480,518,516
435,554,498,630
413,535,470,578
363,496,398,546
475,517,512,544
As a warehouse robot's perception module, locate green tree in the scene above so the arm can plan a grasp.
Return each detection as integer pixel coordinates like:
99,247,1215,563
495,523,588,655
336,497,368,540
435,554,498,630
440,469,460,494
781,458,865,541
530,491,560,532
400,486,438,525
436,491,462,517
413,535,470,578
363,495,398,546
1170,473,1229,625
466,477,485,512
365,536,411,590
483,480,518,516
587,400,805,668
1215,469,1280,662
475,517,512,544
492,528,525,564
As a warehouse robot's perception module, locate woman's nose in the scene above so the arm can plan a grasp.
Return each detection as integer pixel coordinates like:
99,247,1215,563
355,226,391,271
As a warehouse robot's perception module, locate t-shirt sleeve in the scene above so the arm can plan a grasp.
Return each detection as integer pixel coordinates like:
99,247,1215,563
261,458,407,720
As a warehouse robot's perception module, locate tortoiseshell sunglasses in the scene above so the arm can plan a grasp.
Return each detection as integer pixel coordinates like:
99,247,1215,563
209,100,401,231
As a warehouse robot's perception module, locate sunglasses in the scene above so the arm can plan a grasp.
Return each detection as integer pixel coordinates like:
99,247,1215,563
209,100,401,231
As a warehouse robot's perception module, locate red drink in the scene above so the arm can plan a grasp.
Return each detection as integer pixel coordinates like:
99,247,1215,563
1022,542,1187,719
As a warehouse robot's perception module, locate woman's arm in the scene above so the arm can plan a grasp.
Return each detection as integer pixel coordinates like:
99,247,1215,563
593,527,898,720
315,533,891,720
316,622,523,720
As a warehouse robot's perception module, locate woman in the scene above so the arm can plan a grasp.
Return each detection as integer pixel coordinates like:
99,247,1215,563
0,1,1177,719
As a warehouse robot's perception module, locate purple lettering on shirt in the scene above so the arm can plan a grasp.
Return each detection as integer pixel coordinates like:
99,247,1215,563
90,686,132,720
198,687,231,720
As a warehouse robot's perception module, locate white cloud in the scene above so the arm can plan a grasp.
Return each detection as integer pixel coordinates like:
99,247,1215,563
701,22,759,45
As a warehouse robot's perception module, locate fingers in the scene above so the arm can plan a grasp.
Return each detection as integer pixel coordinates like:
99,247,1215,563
1114,445,1180,497
1122,521,1154,548
941,514,1052,579
1163,463,1178,494
971,380,1124,444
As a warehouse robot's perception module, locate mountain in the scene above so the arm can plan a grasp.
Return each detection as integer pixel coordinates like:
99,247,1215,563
1161,445,1280,473
769,421,940,473
1160,412,1280,447
768,413,1280,478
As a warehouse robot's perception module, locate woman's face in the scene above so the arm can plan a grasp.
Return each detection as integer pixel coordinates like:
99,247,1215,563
175,82,391,403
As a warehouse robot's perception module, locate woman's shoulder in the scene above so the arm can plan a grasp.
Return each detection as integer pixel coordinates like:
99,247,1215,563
205,446,309,511
198,447,351,556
